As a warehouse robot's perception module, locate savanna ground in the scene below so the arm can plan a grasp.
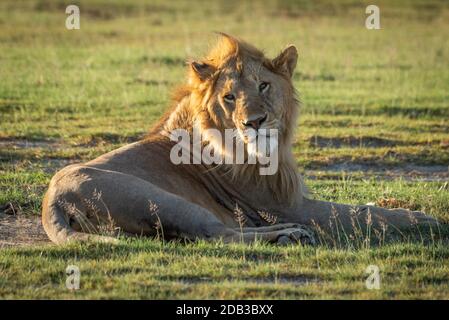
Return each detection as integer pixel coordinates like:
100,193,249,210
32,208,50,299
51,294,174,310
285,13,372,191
0,0,449,299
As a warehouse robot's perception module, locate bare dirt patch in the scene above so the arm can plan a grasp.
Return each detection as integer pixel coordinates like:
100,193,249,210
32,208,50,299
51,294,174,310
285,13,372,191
309,135,401,148
159,275,319,285
75,132,142,147
0,213,50,248
305,164,449,182
0,138,62,150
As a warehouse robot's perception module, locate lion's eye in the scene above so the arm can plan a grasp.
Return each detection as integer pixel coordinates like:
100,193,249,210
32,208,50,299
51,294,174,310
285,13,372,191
259,82,270,93
223,94,235,102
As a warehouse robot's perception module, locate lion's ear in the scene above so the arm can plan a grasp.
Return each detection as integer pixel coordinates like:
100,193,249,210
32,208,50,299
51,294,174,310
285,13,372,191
272,45,298,78
189,61,216,83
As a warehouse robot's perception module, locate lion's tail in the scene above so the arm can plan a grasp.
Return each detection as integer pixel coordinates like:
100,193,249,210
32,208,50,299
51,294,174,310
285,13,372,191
41,187,118,245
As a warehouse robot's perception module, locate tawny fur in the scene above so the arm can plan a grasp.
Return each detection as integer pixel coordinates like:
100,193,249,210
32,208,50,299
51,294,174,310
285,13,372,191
42,34,438,245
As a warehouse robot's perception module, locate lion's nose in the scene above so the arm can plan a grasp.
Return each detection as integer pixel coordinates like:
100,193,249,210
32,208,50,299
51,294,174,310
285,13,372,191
242,113,267,130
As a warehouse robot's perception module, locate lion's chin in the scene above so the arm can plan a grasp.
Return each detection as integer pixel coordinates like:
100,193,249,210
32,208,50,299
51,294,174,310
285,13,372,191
246,135,279,159
237,128,278,157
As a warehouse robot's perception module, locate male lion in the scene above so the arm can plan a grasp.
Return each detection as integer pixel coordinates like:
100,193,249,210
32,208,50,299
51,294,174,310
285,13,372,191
42,34,437,245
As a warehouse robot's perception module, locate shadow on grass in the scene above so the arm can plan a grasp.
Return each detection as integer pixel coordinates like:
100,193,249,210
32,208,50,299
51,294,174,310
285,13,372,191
8,223,449,260
312,221,449,251
155,275,318,285
8,238,288,262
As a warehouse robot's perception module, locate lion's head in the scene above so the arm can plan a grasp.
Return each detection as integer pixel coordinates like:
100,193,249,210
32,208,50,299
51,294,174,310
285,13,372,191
188,34,298,158
159,34,303,202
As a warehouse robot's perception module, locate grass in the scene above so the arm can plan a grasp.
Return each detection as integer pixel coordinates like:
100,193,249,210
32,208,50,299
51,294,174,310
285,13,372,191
1,240,449,299
0,0,448,299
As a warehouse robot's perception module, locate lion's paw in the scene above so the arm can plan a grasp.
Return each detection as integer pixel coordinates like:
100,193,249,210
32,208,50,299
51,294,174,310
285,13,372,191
276,226,316,246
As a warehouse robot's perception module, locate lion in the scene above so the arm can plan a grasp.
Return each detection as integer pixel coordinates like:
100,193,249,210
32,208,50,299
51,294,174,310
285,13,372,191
42,34,438,245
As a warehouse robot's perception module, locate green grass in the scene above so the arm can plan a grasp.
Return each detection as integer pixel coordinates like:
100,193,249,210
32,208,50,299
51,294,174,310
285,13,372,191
0,0,448,299
1,240,449,299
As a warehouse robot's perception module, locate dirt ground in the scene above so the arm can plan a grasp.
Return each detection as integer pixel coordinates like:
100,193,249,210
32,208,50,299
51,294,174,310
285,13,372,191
0,212,50,248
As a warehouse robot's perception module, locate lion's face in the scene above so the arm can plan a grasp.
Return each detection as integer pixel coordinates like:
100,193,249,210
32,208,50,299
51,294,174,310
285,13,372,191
216,59,285,143
189,34,298,159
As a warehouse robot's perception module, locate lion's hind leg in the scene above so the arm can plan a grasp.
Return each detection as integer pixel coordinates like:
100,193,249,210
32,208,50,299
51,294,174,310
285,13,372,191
41,165,252,244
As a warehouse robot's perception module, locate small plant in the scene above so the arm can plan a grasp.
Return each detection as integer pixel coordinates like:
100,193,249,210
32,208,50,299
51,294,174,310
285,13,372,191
148,200,164,241
58,189,121,238
257,210,278,225
233,203,246,244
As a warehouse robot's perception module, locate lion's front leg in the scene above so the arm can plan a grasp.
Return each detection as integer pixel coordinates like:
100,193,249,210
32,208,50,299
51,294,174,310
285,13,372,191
294,197,439,236
224,224,315,246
